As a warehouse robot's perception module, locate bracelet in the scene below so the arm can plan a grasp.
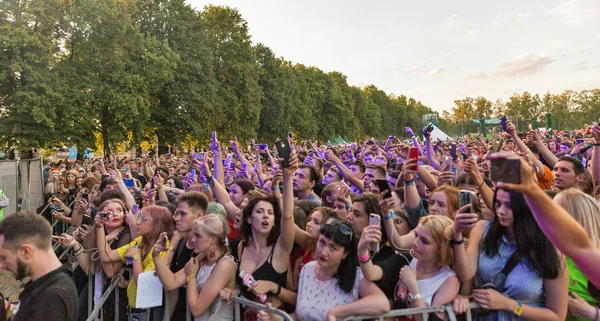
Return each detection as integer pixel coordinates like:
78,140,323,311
384,210,394,221
451,237,465,245
187,274,196,282
203,183,209,192
513,301,523,316
275,284,282,296
477,179,485,188
74,249,84,257
271,186,280,191
358,251,371,264
133,255,141,261
166,246,174,251
404,179,415,186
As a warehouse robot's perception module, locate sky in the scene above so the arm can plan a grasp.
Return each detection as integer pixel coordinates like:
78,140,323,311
187,0,600,114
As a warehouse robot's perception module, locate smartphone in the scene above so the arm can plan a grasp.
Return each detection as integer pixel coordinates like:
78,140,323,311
576,138,584,145
82,193,89,201
194,153,203,160
459,190,474,209
212,131,217,141
259,144,267,150
369,214,381,253
450,143,457,161
492,138,504,153
388,135,395,140
190,168,197,179
375,179,392,199
131,204,139,215
500,116,508,132
241,163,247,171
275,139,292,168
409,147,419,171
490,158,521,184
123,179,135,187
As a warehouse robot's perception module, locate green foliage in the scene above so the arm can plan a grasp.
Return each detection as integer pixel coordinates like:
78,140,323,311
5,0,598,153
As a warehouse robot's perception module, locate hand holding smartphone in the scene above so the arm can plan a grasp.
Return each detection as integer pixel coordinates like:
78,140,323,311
368,214,381,253
275,139,292,168
409,147,419,171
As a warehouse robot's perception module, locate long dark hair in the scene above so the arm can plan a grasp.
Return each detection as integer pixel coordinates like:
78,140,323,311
482,188,561,279
352,193,389,245
240,196,282,248
319,222,358,293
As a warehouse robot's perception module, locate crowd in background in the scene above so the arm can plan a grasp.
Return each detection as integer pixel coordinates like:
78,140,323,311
2,120,600,321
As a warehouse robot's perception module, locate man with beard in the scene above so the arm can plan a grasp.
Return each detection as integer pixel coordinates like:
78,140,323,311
154,191,207,320
0,212,78,321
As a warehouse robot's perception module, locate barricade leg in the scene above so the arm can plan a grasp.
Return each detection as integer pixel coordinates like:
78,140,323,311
115,285,120,321
88,273,93,319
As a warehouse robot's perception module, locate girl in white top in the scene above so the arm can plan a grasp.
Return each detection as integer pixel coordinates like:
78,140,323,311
293,221,390,321
398,216,459,320
154,214,236,321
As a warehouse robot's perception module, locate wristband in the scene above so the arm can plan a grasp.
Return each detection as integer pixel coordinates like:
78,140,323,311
203,183,209,192
166,246,174,251
404,179,415,186
345,205,351,211
133,255,141,261
271,186,280,191
451,237,465,245
384,210,394,221
275,284,282,296
187,274,196,282
513,301,523,316
358,251,371,264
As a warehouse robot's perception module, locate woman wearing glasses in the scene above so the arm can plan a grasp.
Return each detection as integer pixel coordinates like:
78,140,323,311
294,222,390,321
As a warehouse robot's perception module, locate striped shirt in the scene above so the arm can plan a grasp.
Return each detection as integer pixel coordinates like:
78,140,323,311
475,222,545,321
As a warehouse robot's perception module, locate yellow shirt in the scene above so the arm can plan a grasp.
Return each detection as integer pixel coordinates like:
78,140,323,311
116,237,165,308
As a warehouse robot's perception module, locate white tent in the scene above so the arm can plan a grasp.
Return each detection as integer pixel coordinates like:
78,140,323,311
429,123,453,141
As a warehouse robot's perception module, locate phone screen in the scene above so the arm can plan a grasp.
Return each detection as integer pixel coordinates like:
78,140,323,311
123,179,135,187
368,214,381,252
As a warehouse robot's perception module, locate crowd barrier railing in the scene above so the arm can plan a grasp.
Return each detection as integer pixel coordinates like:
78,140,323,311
86,269,125,321
342,304,463,321
231,296,294,321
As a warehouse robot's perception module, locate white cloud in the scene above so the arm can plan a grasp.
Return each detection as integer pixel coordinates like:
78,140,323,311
573,61,588,71
468,29,478,36
463,71,487,80
445,14,460,28
494,52,555,77
407,65,421,73
429,68,446,76
544,0,598,25
493,12,532,26
446,47,460,56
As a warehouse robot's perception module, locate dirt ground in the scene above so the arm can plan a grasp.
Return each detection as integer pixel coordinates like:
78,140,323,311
0,269,22,301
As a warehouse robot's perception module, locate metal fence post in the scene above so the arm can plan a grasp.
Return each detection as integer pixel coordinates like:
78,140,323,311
164,290,170,321
88,272,93,319
115,282,120,321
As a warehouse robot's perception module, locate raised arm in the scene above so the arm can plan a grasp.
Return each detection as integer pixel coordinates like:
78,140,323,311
95,216,126,264
529,130,559,168
153,234,187,291
326,152,365,192
210,137,225,186
277,150,298,255
592,123,600,198
424,134,441,170
493,154,600,287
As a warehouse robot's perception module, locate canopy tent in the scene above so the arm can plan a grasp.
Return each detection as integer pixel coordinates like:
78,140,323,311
429,123,453,141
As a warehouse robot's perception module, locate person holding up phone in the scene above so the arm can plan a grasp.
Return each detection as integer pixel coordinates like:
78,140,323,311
450,156,568,320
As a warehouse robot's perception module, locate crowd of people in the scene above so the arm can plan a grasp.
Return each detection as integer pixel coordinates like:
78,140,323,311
1,120,600,321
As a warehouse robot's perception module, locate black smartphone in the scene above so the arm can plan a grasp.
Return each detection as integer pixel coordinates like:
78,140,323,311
82,193,88,201
490,158,521,184
450,143,457,161
459,190,474,208
275,139,292,168
375,179,392,199
576,138,584,145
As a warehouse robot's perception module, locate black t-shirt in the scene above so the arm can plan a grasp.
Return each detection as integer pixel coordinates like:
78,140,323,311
169,239,195,321
374,252,412,307
12,265,78,321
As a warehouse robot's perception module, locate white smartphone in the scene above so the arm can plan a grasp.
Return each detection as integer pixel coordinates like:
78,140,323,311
369,213,381,253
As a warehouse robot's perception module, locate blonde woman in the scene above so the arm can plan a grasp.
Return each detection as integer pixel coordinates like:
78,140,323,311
154,214,236,321
553,189,600,321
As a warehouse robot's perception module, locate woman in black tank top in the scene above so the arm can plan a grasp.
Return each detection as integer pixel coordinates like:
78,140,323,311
223,151,299,313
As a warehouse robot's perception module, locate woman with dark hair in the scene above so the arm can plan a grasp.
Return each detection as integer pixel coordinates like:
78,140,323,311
346,193,394,263
294,221,390,321
219,152,297,317
451,188,568,320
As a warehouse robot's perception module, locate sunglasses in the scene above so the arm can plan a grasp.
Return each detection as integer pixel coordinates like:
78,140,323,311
325,221,354,242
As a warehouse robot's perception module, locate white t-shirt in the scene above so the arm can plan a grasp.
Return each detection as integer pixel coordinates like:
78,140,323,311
295,261,362,321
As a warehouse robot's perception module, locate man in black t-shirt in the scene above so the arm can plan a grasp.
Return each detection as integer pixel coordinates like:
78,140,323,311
0,212,78,321
162,192,208,320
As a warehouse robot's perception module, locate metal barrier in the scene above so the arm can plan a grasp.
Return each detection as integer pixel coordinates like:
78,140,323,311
0,158,44,217
86,269,125,321
343,304,463,321
231,296,294,321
